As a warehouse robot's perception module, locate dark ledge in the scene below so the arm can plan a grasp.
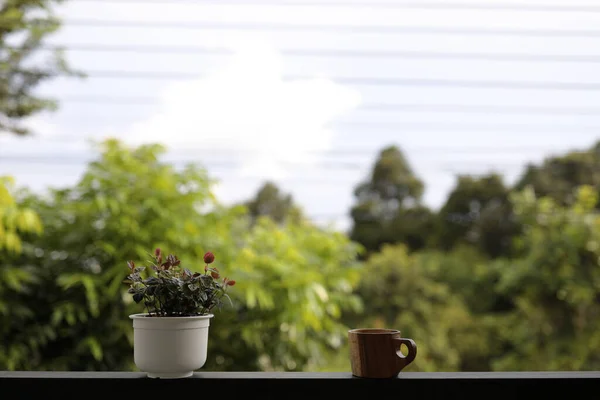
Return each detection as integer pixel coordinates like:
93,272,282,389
2,371,599,399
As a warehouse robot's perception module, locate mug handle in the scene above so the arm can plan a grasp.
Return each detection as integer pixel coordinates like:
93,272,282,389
393,337,417,372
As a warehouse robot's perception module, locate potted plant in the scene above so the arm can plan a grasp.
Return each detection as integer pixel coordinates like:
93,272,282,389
124,248,236,379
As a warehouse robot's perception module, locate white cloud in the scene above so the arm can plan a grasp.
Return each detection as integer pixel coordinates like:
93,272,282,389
122,39,362,180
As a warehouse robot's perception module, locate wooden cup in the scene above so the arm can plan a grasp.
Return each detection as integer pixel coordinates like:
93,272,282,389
348,328,417,378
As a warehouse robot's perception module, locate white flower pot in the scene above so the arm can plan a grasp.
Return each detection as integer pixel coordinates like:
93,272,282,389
129,313,214,379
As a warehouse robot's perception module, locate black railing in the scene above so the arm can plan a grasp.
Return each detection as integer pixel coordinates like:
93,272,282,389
2,371,600,399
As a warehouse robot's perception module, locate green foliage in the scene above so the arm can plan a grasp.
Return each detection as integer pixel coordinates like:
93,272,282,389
435,174,520,258
350,145,434,255
514,141,600,207
205,215,363,371
0,176,45,370
0,176,42,253
0,0,81,135
0,139,363,372
243,181,304,224
5,137,600,374
0,139,221,371
346,244,493,372
491,185,600,370
125,249,236,316
345,182,600,372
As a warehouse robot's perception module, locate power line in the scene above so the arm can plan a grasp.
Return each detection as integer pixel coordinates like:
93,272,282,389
23,118,600,133
0,168,363,184
41,70,600,91
59,95,158,105
169,145,591,155
15,18,600,37
333,121,600,133
2,144,584,156
359,103,600,116
67,0,600,13
0,154,537,170
32,43,600,63
52,96,600,116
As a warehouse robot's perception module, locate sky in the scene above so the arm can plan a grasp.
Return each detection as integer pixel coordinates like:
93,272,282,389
1,0,600,232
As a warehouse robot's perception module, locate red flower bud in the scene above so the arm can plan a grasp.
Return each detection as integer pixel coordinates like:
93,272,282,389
155,248,161,257
227,280,236,286
211,271,220,279
203,252,215,264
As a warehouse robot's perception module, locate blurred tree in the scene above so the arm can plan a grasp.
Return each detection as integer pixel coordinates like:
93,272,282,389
1,139,363,372
243,181,303,225
206,215,363,371
344,244,491,372
417,245,512,370
0,176,42,252
423,244,509,315
435,174,520,258
492,185,600,370
514,140,600,207
349,145,434,255
0,0,80,136
0,176,44,369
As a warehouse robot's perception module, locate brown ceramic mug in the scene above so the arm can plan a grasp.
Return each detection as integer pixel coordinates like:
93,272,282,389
348,328,417,378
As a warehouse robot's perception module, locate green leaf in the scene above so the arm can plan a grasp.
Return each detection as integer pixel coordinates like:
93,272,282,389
83,337,103,361
143,276,159,285
133,292,144,303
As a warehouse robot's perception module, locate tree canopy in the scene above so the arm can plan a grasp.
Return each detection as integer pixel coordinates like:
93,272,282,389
0,0,78,136
514,141,600,207
243,181,304,225
435,173,520,258
0,139,363,371
2,138,600,373
349,145,434,255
